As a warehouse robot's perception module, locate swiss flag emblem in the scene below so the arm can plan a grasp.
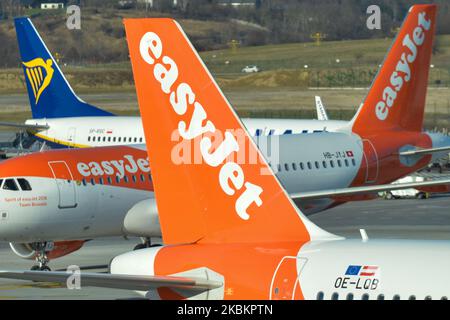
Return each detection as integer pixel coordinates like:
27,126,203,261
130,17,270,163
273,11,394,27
346,150,354,157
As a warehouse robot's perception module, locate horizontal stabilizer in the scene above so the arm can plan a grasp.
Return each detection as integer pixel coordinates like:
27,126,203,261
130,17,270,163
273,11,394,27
291,178,450,200
399,146,450,156
0,270,223,292
0,121,49,130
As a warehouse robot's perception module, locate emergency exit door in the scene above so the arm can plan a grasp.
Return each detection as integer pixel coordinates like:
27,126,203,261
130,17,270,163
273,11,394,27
48,161,77,209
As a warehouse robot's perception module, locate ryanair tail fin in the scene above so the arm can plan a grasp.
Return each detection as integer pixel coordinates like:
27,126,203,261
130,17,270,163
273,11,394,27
14,17,113,118
351,5,436,134
124,18,336,245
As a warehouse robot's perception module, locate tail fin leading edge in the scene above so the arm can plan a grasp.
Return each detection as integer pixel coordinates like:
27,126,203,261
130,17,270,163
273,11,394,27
14,17,113,119
351,5,436,134
124,18,335,245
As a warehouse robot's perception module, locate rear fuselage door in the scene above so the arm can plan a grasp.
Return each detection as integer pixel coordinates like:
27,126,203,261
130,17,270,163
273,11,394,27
48,161,77,209
359,139,379,183
67,127,76,147
270,256,308,300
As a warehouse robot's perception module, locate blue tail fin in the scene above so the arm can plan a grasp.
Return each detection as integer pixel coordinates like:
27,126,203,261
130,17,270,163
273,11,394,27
14,17,114,118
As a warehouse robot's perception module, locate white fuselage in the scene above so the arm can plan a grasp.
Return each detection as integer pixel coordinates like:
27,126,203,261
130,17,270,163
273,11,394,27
0,132,363,242
110,238,450,300
25,116,347,148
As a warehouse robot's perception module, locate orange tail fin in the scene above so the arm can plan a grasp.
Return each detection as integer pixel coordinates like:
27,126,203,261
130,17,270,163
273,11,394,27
352,4,436,134
124,18,335,245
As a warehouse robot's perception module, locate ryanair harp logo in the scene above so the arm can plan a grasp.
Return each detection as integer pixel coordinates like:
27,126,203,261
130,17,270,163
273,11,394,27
23,58,54,104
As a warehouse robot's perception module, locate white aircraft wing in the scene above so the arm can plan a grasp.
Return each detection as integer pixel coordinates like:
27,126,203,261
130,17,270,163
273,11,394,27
0,270,222,291
291,178,450,200
399,146,450,156
0,122,49,130
315,96,329,121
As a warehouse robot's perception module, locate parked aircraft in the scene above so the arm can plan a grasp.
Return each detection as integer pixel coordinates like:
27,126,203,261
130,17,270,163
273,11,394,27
0,4,449,271
2,18,347,149
3,7,450,300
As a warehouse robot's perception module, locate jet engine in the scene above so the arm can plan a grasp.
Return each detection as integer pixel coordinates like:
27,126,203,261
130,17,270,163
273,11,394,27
9,240,85,260
123,198,161,237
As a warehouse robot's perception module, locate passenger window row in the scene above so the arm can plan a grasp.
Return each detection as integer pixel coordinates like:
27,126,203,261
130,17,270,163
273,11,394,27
254,129,322,136
87,136,144,144
0,178,32,191
317,291,446,300
80,174,151,187
272,158,357,172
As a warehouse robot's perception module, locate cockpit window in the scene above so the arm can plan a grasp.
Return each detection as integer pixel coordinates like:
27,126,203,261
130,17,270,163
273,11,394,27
3,179,18,191
0,179,3,188
17,178,32,191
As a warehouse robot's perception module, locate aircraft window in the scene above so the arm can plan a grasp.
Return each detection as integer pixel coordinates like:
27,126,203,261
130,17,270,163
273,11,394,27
352,159,356,166
292,163,297,171
118,137,121,142
330,160,335,168
361,293,369,300
107,177,112,185
302,130,308,134
108,137,111,142
139,137,143,143
393,295,400,300
346,293,354,300
409,295,416,300
82,179,87,186
134,137,137,143
345,159,349,167
92,136,96,142
316,292,324,300
268,129,275,136
140,174,145,182
315,161,319,169
299,163,304,170
3,179,18,191
284,164,289,171
88,136,91,142
148,174,152,181
322,161,327,169
132,175,137,183
103,137,106,142
337,160,342,167
123,137,126,142
115,175,120,183
99,177,104,185
441,296,448,300
113,137,116,142
124,176,129,183
90,178,95,186
425,296,432,300
377,294,385,300
255,129,262,136
277,164,282,172
283,130,292,135
17,178,32,191
129,137,132,142
331,292,339,300
307,162,312,170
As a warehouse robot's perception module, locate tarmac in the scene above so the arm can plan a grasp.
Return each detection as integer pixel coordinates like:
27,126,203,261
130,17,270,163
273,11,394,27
0,195,450,299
